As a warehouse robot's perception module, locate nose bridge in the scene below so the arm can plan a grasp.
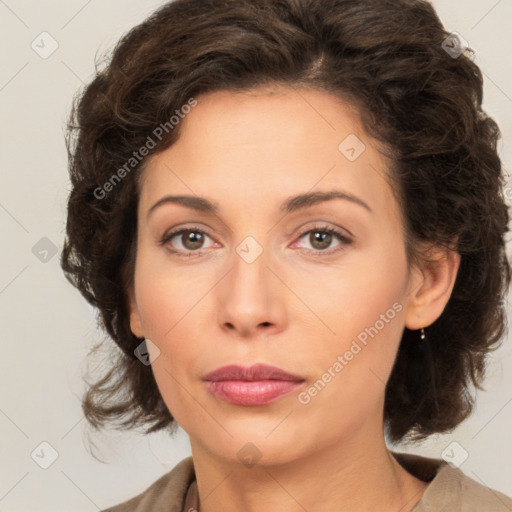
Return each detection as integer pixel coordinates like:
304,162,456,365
217,232,281,334
229,234,270,305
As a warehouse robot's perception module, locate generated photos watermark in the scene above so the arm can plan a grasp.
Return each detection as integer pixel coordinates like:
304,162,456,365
298,301,403,405
93,97,198,200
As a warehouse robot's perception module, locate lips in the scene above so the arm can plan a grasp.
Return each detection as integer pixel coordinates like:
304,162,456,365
203,364,304,383
203,364,305,406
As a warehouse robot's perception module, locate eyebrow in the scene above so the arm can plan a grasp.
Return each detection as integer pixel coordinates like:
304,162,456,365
147,190,372,219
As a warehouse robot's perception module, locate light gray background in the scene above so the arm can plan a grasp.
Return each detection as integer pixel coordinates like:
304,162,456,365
1,0,511,510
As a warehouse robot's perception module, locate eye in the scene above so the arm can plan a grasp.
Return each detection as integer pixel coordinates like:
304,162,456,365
160,227,216,256
293,225,352,255
160,224,352,258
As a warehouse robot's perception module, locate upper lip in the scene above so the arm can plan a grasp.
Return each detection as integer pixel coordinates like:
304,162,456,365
203,364,304,382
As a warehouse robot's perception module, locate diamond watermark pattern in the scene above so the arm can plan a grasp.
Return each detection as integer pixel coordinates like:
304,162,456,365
237,442,262,468
31,441,59,469
442,32,469,59
236,236,263,264
441,441,469,468
338,134,366,162
134,338,161,366
31,31,59,59
32,237,58,263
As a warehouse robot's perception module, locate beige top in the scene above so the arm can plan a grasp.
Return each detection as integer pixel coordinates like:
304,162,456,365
101,452,512,512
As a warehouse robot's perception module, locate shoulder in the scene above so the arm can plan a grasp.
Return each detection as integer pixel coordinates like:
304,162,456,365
101,456,195,512
393,451,512,511
429,464,512,511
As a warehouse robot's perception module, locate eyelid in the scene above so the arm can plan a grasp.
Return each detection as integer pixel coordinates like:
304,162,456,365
295,222,352,241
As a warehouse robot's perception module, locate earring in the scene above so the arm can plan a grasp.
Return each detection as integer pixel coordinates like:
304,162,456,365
420,327,426,340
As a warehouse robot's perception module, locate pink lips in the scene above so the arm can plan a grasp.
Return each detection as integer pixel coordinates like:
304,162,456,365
203,364,305,406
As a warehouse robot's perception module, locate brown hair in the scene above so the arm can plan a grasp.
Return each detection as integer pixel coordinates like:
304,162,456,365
61,0,511,442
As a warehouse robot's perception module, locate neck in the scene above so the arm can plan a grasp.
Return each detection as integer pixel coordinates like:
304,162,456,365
189,431,428,512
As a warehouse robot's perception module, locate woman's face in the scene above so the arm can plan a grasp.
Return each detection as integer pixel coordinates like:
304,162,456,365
129,86,422,465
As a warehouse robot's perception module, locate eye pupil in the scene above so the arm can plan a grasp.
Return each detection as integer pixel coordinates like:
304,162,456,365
183,230,204,250
310,231,332,250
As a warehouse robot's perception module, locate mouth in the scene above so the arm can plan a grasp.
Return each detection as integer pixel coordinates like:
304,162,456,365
203,364,306,406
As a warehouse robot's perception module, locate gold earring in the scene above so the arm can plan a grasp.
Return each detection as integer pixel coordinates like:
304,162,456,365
420,327,426,340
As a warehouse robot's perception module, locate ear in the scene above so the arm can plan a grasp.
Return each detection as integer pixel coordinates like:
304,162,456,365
127,284,145,338
404,242,461,331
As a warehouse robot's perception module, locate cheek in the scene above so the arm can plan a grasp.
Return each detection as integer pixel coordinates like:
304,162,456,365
134,243,211,341
298,240,408,400
132,249,212,406
297,239,408,346
134,273,201,420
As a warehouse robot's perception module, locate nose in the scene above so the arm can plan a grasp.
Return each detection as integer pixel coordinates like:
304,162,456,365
216,244,286,338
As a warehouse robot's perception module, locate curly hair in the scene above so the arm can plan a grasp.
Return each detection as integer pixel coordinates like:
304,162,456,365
61,0,511,443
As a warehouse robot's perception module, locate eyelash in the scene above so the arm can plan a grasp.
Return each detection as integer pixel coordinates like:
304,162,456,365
159,225,352,258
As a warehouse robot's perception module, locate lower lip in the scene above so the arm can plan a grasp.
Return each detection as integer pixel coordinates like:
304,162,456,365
205,379,304,406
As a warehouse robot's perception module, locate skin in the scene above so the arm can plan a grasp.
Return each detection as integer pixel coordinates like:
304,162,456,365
128,86,460,512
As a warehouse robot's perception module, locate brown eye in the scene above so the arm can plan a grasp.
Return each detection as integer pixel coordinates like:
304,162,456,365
294,226,352,255
161,227,215,255
180,230,205,250
309,231,333,250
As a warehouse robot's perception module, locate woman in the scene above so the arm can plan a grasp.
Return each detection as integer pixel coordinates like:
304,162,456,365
61,0,512,510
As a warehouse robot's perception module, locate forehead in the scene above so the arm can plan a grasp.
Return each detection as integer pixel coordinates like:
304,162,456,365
139,86,397,220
